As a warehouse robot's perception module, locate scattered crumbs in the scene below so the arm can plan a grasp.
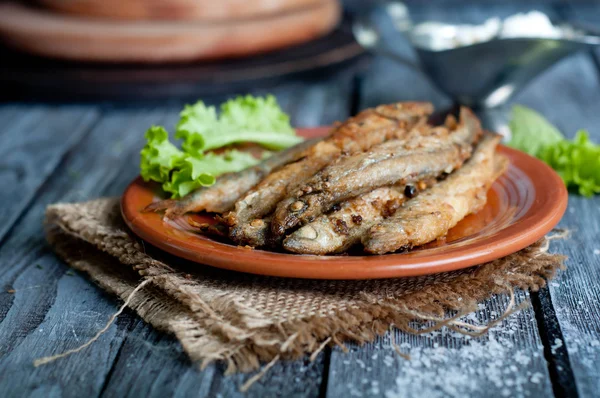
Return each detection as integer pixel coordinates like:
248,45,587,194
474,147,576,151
530,372,544,384
578,300,584,305
383,317,548,398
347,383,362,397
294,377,300,383
466,313,479,323
7,289,15,294
490,311,498,317
457,297,463,302
369,381,380,396
400,342,411,349
372,353,378,360
590,340,600,347
366,367,372,372
66,270,75,276
356,359,366,369
343,360,351,365
594,249,600,255
568,207,575,214
477,303,486,310
514,351,531,366
383,355,394,367
551,338,563,354
35,264,43,269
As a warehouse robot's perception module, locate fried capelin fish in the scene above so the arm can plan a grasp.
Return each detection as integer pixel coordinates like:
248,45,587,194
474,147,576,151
362,133,508,255
282,179,435,254
272,107,482,236
143,138,320,218
228,102,434,246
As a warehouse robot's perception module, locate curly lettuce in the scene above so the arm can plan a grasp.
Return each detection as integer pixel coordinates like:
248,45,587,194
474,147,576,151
140,95,301,198
176,95,302,153
508,105,600,196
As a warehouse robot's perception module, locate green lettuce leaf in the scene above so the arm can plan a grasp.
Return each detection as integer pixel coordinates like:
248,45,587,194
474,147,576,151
140,95,301,199
140,126,185,183
537,130,600,197
162,150,260,198
508,104,563,156
508,105,600,197
176,95,302,152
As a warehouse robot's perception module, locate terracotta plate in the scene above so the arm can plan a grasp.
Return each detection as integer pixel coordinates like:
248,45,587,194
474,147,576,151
122,127,567,280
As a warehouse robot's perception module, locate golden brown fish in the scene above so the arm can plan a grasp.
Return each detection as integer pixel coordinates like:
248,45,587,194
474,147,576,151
282,179,438,254
362,133,507,254
271,107,482,236
228,102,434,246
143,138,320,218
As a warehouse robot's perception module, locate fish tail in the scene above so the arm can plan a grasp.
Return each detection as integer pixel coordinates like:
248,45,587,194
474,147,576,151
143,199,187,220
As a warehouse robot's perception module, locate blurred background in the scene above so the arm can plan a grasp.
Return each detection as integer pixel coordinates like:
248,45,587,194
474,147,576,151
0,0,599,110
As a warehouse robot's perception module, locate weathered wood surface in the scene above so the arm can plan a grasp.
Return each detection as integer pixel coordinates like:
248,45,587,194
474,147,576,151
2,2,600,397
0,105,99,242
327,292,553,398
510,46,600,398
0,78,353,397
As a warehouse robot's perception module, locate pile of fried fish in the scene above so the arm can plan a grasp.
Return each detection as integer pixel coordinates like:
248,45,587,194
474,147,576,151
146,102,508,255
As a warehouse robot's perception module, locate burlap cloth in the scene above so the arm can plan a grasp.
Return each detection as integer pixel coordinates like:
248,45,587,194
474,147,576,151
44,197,565,375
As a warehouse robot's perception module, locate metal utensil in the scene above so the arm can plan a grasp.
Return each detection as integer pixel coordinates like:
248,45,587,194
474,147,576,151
353,2,600,108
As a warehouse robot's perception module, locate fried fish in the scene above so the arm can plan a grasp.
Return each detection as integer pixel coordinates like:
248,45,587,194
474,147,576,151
272,107,482,236
228,102,434,246
362,133,507,254
143,137,320,218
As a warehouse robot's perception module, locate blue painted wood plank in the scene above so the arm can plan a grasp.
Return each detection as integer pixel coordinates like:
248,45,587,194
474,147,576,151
0,106,178,397
327,292,553,398
0,79,354,397
0,104,99,243
506,49,600,398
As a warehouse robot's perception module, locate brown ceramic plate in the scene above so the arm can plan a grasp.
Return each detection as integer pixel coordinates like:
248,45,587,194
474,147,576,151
122,127,567,280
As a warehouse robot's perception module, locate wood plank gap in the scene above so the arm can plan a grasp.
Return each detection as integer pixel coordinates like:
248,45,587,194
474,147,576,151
531,287,579,398
0,109,103,247
206,363,228,398
98,312,141,398
318,346,332,398
349,74,364,116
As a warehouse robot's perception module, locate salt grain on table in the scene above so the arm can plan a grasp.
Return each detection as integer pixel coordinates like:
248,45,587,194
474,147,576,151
551,338,564,354
383,311,548,398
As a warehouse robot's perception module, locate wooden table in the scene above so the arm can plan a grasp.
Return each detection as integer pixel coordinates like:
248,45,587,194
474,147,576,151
1,2,600,397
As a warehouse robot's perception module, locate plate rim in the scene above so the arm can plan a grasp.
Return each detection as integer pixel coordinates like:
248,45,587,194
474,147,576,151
121,127,568,280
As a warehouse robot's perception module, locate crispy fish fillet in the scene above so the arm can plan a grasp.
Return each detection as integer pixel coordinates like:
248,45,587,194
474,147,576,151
282,179,437,254
282,186,402,254
362,133,507,255
228,102,434,245
143,138,320,218
272,107,482,236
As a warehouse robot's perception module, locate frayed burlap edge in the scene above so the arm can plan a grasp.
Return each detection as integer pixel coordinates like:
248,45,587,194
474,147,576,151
43,198,566,376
